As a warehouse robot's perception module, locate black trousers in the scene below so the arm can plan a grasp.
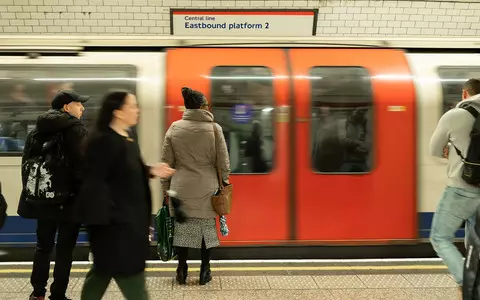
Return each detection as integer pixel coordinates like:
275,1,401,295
31,220,80,299
176,238,211,268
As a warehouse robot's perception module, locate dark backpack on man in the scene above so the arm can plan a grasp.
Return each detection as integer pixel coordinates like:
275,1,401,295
21,129,73,205
452,106,480,186
463,205,480,299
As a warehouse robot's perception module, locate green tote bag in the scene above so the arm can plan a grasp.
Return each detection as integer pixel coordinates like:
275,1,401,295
155,197,176,262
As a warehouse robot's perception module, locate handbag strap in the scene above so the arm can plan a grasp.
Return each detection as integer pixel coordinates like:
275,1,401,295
211,123,223,191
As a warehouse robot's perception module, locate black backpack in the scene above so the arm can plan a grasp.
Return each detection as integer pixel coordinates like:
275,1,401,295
21,130,73,205
0,181,7,230
452,105,480,186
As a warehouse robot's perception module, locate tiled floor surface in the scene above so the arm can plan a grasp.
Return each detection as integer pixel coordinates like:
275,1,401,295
0,273,459,299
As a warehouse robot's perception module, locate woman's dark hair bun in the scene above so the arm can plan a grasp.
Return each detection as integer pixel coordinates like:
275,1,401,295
181,86,206,109
181,87,192,99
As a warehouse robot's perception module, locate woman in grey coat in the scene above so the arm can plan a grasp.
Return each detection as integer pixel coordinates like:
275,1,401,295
160,87,230,285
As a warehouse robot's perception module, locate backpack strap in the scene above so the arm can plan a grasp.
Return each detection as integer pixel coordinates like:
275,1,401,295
465,106,479,119
452,106,479,160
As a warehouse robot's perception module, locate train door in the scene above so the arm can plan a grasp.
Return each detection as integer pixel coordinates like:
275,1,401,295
289,49,417,242
166,48,290,245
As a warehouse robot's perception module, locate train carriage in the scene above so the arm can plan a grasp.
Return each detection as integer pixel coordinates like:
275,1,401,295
0,36,478,258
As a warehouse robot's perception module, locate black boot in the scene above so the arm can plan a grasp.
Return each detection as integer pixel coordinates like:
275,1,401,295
176,263,188,285
199,263,212,285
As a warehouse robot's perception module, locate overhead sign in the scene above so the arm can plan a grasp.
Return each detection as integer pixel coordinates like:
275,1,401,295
231,104,253,124
171,9,318,36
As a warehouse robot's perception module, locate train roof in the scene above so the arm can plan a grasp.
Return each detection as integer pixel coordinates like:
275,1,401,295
0,36,479,52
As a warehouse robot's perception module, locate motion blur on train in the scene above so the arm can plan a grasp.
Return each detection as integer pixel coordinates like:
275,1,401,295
0,36,477,248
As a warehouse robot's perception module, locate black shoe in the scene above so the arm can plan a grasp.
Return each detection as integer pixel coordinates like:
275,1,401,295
29,292,45,300
49,296,71,300
199,263,212,285
176,264,188,285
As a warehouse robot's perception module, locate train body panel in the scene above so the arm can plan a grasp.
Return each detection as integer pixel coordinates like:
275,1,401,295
0,38,477,247
0,52,166,244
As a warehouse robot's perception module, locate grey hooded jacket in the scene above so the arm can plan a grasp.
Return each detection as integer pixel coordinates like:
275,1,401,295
430,94,480,191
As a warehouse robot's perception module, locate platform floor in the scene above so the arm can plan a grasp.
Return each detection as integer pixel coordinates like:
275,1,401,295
0,260,460,299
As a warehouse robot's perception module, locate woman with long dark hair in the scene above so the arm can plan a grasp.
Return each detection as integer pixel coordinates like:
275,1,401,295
161,87,230,286
74,90,174,300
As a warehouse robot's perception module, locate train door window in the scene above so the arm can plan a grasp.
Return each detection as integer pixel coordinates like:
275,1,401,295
437,67,480,115
0,65,137,155
210,66,274,174
310,66,373,173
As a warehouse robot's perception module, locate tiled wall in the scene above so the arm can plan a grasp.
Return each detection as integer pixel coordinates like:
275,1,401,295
0,0,479,36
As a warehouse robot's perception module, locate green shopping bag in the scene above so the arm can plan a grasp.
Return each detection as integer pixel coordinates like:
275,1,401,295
155,198,176,262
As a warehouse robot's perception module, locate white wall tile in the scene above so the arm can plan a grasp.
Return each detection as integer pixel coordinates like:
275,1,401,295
10,19,24,26
367,14,381,21
407,27,421,34
22,5,37,12
409,14,423,21
401,21,414,28
120,26,134,33
39,19,54,25
149,26,164,33
426,2,440,9
69,19,83,25
463,29,476,35
60,12,75,19
2,0,480,37
112,6,126,12
47,25,61,32
113,19,127,26
394,27,408,35
25,19,39,25
77,26,90,33
15,12,30,18
106,26,120,32
91,26,106,32
148,13,163,19
98,20,113,26
54,19,68,26
119,12,133,19
33,26,47,32
67,6,82,12
98,6,112,12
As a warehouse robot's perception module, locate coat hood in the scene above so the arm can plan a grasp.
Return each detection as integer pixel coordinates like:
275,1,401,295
456,93,480,111
182,109,214,122
36,109,81,135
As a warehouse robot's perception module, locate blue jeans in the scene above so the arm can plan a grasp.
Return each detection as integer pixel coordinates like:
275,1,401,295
430,186,480,285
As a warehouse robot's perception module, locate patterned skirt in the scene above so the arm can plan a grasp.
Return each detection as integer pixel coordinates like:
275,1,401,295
173,218,220,249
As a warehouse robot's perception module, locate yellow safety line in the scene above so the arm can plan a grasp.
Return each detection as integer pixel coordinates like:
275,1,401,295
0,265,447,274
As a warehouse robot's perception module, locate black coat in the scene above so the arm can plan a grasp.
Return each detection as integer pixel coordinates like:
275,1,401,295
74,128,152,276
17,110,87,221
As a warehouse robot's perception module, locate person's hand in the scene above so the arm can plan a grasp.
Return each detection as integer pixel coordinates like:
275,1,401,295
150,163,175,178
443,146,449,158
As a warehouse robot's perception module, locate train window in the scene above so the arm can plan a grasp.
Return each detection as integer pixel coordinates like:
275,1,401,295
210,66,274,174
437,67,480,114
310,66,373,174
0,65,137,155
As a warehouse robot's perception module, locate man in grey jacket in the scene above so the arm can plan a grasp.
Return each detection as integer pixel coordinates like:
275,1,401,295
430,78,480,297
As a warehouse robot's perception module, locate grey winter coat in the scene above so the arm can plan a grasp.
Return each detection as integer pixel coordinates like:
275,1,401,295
161,109,230,219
